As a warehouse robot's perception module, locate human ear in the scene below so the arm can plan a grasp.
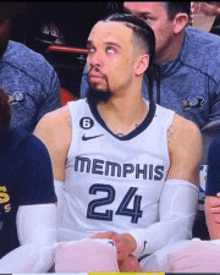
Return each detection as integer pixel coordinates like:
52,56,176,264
135,54,150,76
173,13,189,34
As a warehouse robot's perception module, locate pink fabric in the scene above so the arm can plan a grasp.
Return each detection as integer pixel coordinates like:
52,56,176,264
55,238,119,272
167,240,220,273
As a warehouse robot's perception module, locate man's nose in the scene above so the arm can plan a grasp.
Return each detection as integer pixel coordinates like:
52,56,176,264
87,50,104,67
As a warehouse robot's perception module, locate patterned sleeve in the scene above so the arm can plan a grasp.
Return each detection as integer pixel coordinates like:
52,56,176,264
80,64,89,99
37,67,62,123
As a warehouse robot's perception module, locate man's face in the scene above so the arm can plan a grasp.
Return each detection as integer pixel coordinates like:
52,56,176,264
87,21,136,94
124,2,175,60
0,19,11,59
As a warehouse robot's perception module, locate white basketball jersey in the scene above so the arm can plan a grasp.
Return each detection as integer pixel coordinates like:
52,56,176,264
58,99,175,242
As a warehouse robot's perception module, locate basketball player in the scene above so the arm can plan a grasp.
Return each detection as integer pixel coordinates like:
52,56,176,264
34,14,202,271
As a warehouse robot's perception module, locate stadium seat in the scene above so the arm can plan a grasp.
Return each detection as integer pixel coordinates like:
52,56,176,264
61,87,77,105
45,45,88,99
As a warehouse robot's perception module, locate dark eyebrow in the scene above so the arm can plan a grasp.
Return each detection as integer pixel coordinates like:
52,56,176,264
138,12,154,18
105,42,122,49
87,40,93,48
87,41,122,49
123,7,153,18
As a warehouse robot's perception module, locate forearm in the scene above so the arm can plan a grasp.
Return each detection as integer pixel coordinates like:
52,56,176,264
54,180,65,224
0,242,56,272
129,215,194,257
129,179,199,257
0,204,58,272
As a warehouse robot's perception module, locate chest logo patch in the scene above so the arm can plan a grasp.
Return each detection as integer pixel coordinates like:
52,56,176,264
80,117,94,130
182,96,204,109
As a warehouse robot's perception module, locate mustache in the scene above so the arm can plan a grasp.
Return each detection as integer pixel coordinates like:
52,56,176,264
87,66,106,78
87,66,110,91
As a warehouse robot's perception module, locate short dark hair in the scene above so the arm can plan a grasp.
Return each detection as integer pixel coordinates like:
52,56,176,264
164,2,191,21
101,13,156,102
103,13,155,66
0,88,11,128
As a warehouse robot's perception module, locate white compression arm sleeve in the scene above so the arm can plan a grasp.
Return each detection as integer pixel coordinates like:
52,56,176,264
0,203,57,273
54,180,65,225
129,179,199,258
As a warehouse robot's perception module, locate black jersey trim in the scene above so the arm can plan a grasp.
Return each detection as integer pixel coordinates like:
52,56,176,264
89,100,156,141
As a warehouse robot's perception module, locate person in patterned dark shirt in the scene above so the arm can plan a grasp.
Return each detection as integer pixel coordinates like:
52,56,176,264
0,3,61,132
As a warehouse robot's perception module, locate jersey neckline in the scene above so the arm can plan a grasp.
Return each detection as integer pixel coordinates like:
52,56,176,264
88,99,156,141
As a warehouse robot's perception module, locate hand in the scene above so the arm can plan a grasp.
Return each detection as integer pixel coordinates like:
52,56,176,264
199,2,220,16
191,2,220,17
91,231,137,261
118,254,142,272
205,193,220,223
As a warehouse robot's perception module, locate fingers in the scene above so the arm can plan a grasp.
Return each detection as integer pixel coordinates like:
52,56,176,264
118,255,142,272
211,207,220,214
205,196,220,224
191,2,220,21
90,231,116,239
90,231,125,259
200,2,220,16
209,198,220,209
90,231,135,261
215,215,220,223
213,194,220,222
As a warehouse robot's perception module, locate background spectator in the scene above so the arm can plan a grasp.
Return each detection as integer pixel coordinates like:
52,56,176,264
0,88,57,272
0,2,61,132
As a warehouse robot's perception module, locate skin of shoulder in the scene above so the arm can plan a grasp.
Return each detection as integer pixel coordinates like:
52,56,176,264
34,105,72,181
167,114,203,186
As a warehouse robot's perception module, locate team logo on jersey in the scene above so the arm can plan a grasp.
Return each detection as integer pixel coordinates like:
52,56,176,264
0,186,11,214
80,117,94,130
0,186,10,204
182,96,204,109
142,241,147,253
82,134,104,141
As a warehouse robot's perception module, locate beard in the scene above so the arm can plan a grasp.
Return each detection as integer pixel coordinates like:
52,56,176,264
86,67,113,105
87,84,112,105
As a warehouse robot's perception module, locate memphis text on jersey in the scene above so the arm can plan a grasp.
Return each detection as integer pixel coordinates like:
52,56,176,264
74,156,165,180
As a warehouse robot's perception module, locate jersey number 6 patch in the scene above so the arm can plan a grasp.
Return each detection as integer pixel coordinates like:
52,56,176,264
87,184,143,224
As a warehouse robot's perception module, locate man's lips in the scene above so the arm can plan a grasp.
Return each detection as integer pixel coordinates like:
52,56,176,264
88,73,106,85
88,73,105,79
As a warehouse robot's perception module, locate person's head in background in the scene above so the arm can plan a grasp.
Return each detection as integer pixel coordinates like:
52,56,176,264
123,2,191,63
0,3,27,59
86,13,155,105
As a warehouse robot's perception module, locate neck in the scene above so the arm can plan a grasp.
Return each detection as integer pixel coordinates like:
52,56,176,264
155,31,185,64
97,87,147,136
